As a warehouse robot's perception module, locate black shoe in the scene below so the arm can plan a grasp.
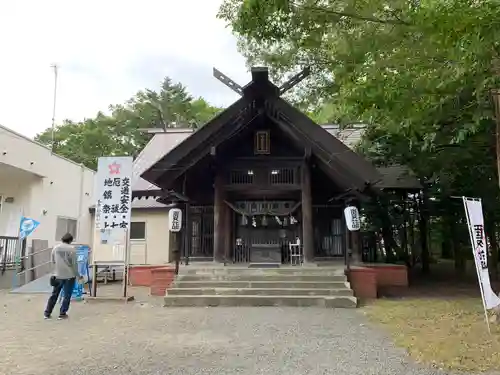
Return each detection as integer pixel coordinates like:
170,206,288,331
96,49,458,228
44,315,51,320
57,314,68,320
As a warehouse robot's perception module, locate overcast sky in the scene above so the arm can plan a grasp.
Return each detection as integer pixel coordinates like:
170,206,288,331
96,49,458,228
0,0,249,137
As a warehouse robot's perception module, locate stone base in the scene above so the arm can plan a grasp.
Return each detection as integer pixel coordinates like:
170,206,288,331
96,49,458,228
251,246,281,263
163,295,357,308
248,263,280,269
166,265,356,308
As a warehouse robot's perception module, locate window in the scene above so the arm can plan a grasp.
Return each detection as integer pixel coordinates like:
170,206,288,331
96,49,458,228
230,170,254,184
55,217,77,241
269,168,295,184
254,130,270,154
130,222,146,240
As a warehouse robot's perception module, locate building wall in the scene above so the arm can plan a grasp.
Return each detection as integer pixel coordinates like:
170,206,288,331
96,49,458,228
0,125,95,247
90,208,171,265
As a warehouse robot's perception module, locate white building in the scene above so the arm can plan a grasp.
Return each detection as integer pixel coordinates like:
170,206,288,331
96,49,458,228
0,124,95,268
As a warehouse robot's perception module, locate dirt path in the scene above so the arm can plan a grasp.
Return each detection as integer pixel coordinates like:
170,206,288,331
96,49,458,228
0,287,454,375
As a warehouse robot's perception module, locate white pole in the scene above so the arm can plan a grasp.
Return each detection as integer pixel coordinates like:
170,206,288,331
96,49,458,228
50,63,59,154
463,197,492,334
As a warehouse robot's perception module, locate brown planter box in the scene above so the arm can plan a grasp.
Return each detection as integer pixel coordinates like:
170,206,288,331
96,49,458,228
349,267,378,299
150,267,176,296
369,265,408,287
129,266,166,287
348,264,409,299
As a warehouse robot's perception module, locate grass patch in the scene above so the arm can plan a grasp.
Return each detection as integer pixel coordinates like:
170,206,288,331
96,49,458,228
364,298,500,372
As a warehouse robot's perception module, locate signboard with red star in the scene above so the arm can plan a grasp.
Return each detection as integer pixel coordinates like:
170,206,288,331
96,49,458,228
95,157,133,232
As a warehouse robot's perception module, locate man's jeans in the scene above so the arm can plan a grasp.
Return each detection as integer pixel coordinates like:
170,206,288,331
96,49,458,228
44,277,76,317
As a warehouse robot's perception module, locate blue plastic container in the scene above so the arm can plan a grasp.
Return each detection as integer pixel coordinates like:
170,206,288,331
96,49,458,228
60,245,90,302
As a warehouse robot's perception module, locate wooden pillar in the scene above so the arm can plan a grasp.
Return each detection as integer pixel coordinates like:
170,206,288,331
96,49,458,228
213,172,225,262
223,203,232,263
301,162,314,263
350,231,361,264
184,202,191,264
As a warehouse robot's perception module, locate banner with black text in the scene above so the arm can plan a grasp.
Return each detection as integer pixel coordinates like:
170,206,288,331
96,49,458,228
463,197,500,310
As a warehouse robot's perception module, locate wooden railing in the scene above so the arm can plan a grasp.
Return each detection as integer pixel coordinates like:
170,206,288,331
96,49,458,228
227,166,299,187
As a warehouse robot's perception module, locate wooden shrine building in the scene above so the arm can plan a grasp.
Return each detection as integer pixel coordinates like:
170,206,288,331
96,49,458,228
135,67,405,265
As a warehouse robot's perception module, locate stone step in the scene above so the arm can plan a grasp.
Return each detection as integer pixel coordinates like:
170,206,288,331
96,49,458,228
167,287,354,296
179,269,346,277
179,266,345,275
177,274,346,282
172,280,350,289
163,295,357,308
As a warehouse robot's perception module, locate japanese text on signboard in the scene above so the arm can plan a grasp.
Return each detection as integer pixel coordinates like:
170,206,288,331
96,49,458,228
96,157,133,231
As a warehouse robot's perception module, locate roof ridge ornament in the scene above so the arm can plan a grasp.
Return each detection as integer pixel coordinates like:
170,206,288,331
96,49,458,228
213,68,244,96
213,66,311,97
279,67,311,96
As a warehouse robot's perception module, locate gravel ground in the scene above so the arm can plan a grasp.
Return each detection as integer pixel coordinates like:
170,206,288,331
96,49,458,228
0,287,463,375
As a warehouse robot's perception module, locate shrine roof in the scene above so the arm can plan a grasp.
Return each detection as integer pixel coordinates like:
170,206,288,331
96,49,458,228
140,67,382,193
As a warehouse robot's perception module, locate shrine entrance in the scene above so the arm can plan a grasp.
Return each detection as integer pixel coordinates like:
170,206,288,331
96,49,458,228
227,200,301,264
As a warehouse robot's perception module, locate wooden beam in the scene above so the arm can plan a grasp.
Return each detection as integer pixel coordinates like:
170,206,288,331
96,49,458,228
301,162,314,262
213,171,225,262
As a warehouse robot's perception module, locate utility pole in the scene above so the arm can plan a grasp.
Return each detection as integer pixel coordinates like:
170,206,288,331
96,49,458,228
50,63,59,154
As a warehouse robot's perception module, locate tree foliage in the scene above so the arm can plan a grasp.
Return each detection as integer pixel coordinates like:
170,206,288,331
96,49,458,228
219,0,500,271
35,77,223,170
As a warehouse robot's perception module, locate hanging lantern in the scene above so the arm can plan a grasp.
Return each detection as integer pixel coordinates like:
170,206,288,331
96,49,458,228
261,215,268,227
344,206,361,231
240,215,248,226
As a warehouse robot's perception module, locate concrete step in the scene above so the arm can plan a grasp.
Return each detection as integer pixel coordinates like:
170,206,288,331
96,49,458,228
179,267,345,276
172,280,350,289
167,287,354,296
177,274,346,282
163,295,357,308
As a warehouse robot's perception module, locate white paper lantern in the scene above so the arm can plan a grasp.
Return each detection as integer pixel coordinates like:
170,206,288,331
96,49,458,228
344,206,361,231
168,208,183,232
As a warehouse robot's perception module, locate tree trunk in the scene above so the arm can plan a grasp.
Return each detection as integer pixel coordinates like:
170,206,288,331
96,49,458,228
486,216,498,280
365,188,399,263
450,218,466,275
491,90,500,188
418,187,430,274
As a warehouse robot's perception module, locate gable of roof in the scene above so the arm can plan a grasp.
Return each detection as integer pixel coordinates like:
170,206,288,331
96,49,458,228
268,97,381,189
141,96,254,185
131,124,420,193
140,68,382,192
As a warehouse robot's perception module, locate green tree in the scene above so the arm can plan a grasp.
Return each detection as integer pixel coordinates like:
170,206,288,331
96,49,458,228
36,77,223,170
219,0,500,273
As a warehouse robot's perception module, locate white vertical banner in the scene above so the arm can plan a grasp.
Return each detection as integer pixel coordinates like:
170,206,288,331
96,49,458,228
95,157,133,231
463,197,500,332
